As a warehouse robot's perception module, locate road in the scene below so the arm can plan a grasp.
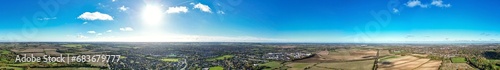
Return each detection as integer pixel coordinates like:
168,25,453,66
180,58,188,70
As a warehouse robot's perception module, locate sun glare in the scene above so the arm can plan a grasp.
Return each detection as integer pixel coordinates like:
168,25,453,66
141,5,164,26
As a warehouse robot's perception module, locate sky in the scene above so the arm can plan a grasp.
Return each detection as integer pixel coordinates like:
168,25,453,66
0,0,499,43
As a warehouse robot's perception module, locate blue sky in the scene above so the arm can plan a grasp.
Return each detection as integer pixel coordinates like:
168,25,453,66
0,0,499,43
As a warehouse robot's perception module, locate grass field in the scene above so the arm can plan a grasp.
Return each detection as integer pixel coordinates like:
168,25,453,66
1,50,10,54
209,66,224,70
286,63,316,70
119,56,127,59
61,44,90,48
7,62,35,66
0,67,23,70
207,55,234,61
260,61,282,70
451,57,467,63
30,67,101,70
160,58,179,62
440,63,476,70
115,45,132,48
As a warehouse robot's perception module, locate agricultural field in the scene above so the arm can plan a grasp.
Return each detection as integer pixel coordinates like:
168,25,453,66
18,48,44,53
283,49,385,70
29,67,101,70
411,54,428,57
285,62,316,70
414,60,442,70
60,44,90,48
7,62,36,67
295,49,389,63
207,55,234,61
314,59,375,70
209,66,224,70
379,55,398,61
440,63,476,70
319,49,389,61
160,58,179,62
451,57,467,63
378,55,442,70
0,67,23,70
260,61,282,70
1,50,10,54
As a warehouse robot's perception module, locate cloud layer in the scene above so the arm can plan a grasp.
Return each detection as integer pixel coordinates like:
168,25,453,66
119,27,133,31
119,6,129,11
166,6,188,14
431,0,451,8
406,0,451,8
87,31,96,34
78,12,114,20
192,3,212,13
406,0,428,8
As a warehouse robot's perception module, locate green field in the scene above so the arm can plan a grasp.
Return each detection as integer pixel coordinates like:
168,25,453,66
7,62,35,66
30,67,101,70
207,55,234,61
0,67,23,70
1,50,10,54
61,44,90,48
285,62,316,70
116,45,132,48
209,66,224,70
160,58,179,62
260,61,282,70
290,63,310,68
119,56,127,59
451,57,467,63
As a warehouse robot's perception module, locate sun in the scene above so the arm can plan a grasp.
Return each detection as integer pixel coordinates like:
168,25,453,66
141,5,164,26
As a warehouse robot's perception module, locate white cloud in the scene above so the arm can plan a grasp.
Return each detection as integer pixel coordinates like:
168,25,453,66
393,8,399,13
83,22,88,24
38,17,57,20
96,33,103,36
119,5,129,11
77,12,113,20
106,30,112,32
193,3,212,13
112,0,116,2
406,0,428,8
217,10,225,14
431,0,451,8
87,31,96,34
166,6,188,14
77,34,88,39
119,27,133,31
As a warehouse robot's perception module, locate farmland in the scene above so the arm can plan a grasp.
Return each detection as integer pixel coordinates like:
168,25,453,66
160,58,179,62
207,55,234,61
209,66,224,70
29,67,101,70
285,62,316,70
451,57,467,63
260,61,282,70
378,55,442,70
314,59,375,70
